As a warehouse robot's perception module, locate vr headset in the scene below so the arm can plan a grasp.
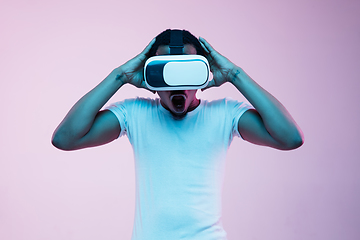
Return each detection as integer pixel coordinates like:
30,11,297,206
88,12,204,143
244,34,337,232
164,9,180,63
144,30,210,91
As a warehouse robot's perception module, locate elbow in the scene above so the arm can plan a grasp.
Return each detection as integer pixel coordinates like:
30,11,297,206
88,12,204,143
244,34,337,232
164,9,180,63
51,131,76,151
51,135,64,150
281,131,304,150
289,135,304,150
51,133,67,150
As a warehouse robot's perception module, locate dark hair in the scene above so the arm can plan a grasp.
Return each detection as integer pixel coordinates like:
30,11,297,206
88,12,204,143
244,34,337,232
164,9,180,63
147,29,205,58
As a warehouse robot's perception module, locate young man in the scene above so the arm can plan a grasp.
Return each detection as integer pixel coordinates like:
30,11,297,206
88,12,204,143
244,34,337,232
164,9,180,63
52,29,303,240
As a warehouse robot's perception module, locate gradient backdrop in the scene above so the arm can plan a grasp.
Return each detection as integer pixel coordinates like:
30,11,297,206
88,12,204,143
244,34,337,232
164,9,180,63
1,0,359,239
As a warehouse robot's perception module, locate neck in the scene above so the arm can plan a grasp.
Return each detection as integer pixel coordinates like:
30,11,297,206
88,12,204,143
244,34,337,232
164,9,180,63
187,98,200,112
160,98,201,119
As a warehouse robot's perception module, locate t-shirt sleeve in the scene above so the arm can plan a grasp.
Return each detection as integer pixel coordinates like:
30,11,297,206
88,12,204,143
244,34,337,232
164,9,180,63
104,100,128,138
227,98,254,139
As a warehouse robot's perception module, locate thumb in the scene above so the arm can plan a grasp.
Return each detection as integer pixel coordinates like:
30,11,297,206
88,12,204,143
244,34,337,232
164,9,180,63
201,79,216,91
140,79,156,94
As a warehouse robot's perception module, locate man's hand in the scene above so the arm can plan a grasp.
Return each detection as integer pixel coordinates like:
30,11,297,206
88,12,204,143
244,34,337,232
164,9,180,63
112,38,156,92
199,37,239,91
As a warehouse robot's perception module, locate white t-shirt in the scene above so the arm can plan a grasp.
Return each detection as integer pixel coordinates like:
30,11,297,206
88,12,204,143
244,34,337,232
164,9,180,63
106,97,252,240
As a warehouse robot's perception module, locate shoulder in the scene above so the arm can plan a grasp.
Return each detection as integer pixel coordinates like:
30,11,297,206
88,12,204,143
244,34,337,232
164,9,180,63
201,98,229,107
202,97,251,110
107,97,159,110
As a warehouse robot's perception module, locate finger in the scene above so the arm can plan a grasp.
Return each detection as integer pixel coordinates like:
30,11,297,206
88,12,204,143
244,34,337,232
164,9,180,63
140,79,156,94
199,37,222,66
199,39,215,66
199,37,217,55
199,38,210,55
136,38,156,62
140,38,156,55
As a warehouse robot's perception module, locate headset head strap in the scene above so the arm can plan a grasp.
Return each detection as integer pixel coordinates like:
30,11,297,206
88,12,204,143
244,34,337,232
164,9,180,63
169,30,184,55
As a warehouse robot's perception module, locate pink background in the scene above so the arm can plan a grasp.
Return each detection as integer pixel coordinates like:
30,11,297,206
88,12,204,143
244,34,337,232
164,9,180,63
1,0,359,239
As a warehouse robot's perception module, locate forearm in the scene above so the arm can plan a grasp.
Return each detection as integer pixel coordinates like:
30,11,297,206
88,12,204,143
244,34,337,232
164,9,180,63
52,69,124,144
230,67,303,146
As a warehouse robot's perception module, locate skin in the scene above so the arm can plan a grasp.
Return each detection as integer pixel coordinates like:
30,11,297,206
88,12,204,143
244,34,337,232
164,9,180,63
52,36,304,151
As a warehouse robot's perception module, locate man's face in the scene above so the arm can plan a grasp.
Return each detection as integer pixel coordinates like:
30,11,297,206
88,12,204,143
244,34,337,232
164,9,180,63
156,44,200,118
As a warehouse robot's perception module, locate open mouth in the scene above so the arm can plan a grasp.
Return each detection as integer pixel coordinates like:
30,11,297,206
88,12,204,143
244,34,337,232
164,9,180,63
170,94,187,112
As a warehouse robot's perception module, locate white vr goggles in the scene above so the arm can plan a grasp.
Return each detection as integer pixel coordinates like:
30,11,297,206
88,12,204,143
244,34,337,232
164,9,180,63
144,30,210,91
144,55,209,91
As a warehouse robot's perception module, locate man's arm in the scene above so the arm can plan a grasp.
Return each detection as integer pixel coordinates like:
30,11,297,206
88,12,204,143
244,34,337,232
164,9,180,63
51,75,124,150
199,37,304,150
233,68,303,150
52,38,155,150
